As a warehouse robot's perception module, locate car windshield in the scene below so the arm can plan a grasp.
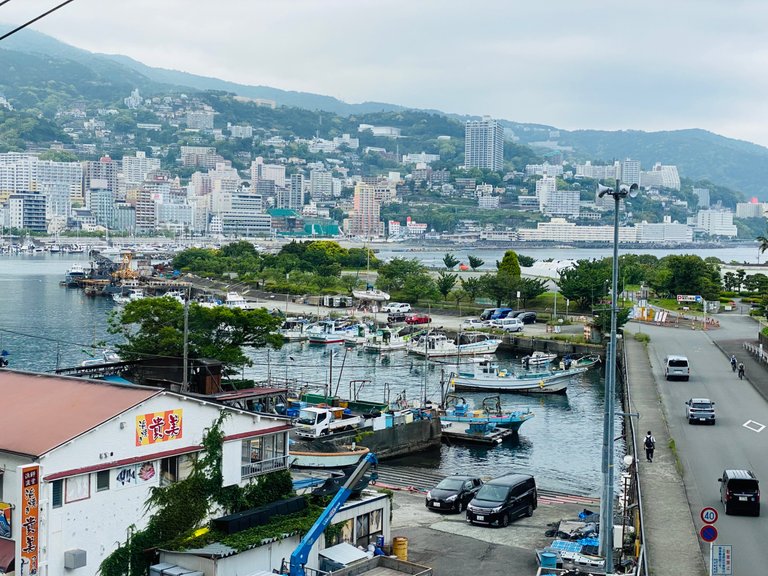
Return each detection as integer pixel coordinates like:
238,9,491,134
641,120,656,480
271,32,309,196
435,478,465,490
691,403,712,409
476,484,509,501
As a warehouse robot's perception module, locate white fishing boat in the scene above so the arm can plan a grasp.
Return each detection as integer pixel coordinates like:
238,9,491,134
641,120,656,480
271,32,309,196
289,445,371,469
408,332,501,358
307,320,347,344
280,318,309,341
521,351,558,368
64,264,86,286
343,324,374,346
224,291,260,310
450,358,588,394
352,288,391,302
364,328,408,352
112,288,145,305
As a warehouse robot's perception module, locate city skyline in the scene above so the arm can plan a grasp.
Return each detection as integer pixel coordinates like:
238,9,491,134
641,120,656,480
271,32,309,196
2,1,768,147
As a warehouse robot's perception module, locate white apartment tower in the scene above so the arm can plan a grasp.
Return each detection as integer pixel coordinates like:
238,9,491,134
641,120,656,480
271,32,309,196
621,159,641,185
122,152,161,185
464,116,504,171
535,175,557,212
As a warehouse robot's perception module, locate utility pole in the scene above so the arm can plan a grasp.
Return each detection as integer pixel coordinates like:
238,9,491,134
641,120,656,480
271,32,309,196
182,288,189,392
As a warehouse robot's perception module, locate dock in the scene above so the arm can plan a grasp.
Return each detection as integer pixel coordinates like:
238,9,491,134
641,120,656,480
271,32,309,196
440,421,515,445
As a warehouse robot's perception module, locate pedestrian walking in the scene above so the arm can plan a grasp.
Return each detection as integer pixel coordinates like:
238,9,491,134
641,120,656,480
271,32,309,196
738,362,745,380
730,355,737,372
644,431,656,462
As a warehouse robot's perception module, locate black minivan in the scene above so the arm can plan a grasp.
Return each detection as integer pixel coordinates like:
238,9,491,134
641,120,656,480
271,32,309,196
466,473,537,527
719,469,760,516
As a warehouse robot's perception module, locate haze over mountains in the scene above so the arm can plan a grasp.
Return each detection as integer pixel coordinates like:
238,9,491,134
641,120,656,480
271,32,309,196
2,27,768,199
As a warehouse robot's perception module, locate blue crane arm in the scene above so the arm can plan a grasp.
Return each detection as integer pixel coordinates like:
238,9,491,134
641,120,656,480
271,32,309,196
289,452,378,576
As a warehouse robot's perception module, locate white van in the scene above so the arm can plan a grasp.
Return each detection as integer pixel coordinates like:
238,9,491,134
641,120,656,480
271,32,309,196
664,355,690,381
489,317,524,332
382,302,411,313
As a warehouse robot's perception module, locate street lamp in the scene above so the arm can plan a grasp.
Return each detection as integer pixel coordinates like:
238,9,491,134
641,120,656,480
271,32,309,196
596,179,638,575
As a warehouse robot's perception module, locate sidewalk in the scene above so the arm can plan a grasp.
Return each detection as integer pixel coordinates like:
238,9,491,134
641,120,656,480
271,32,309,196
713,338,768,403
624,335,707,576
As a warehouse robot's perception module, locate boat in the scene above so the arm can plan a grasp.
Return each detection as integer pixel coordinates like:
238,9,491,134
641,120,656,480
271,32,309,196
307,320,348,344
450,358,588,394
521,351,558,368
289,445,371,469
352,288,391,302
224,291,260,310
64,264,87,287
408,331,501,358
279,318,309,341
564,354,602,369
343,323,374,346
364,328,408,352
112,288,145,305
80,349,121,367
438,394,534,432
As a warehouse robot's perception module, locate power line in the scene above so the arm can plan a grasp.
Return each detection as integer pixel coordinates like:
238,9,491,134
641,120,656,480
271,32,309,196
0,0,77,42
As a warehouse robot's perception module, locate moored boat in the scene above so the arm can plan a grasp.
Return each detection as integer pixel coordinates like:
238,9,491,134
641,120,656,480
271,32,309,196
364,328,408,352
289,445,371,469
438,394,534,432
352,288,390,302
224,291,259,310
450,358,588,394
280,318,309,341
64,264,86,287
521,351,557,368
307,320,347,344
408,331,501,358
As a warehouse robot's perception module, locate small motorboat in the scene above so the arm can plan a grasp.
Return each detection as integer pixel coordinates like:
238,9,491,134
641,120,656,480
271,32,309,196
438,394,534,432
521,351,558,368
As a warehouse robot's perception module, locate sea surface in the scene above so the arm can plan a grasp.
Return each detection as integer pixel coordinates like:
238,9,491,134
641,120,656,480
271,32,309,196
12,244,759,494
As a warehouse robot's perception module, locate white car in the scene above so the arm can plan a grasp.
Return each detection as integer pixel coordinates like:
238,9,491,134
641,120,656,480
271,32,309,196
489,317,524,332
461,318,487,329
383,302,411,313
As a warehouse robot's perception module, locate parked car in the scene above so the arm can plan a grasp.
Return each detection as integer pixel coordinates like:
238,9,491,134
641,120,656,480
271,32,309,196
719,469,760,516
387,312,407,324
461,318,487,329
425,475,483,513
480,308,497,321
515,311,538,324
382,302,411,313
685,398,715,425
488,317,524,332
664,355,690,381
466,473,537,527
405,313,431,325
490,307,514,320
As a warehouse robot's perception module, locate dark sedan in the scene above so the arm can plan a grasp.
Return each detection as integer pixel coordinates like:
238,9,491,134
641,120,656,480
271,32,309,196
426,475,483,512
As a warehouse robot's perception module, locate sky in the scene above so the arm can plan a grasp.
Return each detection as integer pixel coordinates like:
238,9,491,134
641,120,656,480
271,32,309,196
3,0,768,146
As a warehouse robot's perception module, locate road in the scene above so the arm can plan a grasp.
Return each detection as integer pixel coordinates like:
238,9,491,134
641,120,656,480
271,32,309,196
642,315,768,570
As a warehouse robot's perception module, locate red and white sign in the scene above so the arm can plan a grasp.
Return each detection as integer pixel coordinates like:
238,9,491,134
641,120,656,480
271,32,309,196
701,507,718,524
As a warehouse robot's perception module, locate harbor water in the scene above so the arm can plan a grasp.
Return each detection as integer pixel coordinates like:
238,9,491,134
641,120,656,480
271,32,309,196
2,252,629,496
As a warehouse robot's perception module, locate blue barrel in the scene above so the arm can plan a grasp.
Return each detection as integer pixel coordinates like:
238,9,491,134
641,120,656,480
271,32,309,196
540,552,557,568
376,535,384,548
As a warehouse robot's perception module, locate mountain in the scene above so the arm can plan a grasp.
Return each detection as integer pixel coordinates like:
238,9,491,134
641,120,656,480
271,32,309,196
2,27,768,197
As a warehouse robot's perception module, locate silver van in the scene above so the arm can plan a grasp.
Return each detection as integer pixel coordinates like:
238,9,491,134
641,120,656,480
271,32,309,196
489,317,524,332
664,355,690,381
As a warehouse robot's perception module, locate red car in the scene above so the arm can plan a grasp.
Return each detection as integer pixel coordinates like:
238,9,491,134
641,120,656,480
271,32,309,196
405,313,431,325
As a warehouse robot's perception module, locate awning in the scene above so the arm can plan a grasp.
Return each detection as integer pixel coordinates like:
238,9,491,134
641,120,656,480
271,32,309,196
319,542,369,566
0,538,15,573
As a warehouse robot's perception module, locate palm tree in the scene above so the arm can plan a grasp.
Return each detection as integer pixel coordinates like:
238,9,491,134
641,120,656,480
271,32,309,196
758,233,768,256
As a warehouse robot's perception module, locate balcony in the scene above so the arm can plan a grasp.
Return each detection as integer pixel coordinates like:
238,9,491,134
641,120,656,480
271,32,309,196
241,454,289,479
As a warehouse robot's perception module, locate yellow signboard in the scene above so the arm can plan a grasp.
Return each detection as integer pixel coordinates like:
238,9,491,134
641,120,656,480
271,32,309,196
135,409,183,446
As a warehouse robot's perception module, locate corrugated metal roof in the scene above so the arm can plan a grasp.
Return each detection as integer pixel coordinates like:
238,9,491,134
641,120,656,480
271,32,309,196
0,370,159,457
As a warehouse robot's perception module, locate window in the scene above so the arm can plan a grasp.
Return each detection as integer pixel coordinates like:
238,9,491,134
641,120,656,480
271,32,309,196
241,432,289,478
52,479,63,508
160,455,195,486
65,475,90,503
96,470,110,492
326,518,353,547
354,509,384,547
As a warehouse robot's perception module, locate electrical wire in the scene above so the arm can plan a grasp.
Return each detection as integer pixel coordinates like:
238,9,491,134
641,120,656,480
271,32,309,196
0,1,16,9
0,0,77,42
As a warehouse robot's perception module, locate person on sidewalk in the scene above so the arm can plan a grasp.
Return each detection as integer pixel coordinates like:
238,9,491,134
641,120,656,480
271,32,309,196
644,431,656,462
738,362,745,380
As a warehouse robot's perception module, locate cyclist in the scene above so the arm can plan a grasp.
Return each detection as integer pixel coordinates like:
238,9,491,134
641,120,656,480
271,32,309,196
730,355,737,372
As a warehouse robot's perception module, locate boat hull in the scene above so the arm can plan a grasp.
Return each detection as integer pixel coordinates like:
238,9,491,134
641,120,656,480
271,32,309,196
364,341,407,352
450,367,587,394
440,412,534,432
308,335,346,344
409,340,501,358
289,446,370,468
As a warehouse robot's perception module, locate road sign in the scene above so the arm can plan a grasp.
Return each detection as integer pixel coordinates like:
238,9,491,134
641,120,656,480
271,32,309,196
700,524,718,543
711,544,732,575
676,294,701,302
700,507,719,524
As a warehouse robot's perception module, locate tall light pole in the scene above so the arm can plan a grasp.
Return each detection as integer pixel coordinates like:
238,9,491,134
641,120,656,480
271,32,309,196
597,179,638,575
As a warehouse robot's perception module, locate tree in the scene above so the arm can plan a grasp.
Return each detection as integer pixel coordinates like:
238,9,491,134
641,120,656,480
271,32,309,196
558,259,612,310
481,272,515,307
758,233,768,255
377,258,430,292
450,289,468,311
496,250,522,278
648,255,721,301
436,271,458,300
517,254,536,267
736,269,747,294
592,306,633,333
460,277,483,302
723,272,737,292
516,277,548,306
108,297,282,373
468,255,485,271
443,252,460,269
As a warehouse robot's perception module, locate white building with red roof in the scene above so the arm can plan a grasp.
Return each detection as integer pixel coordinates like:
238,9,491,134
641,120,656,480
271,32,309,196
0,370,290,576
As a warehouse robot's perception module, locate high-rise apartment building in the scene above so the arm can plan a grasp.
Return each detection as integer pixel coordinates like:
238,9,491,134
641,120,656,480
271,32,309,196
309,169,333,200
277,173,305,210
122,151,161,185
464,116,504,171
250,158,286,188
621,159,641,185
535,175,558,212
344,182,384,238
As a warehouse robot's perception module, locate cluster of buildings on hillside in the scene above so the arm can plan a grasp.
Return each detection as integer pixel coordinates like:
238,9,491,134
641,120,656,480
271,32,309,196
0,89,759,243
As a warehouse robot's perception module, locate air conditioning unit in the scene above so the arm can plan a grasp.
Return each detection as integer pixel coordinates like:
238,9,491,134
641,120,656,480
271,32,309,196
64,549,87,569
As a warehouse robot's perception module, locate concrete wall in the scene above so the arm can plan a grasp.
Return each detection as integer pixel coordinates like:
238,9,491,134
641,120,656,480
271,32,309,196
357,419,441,459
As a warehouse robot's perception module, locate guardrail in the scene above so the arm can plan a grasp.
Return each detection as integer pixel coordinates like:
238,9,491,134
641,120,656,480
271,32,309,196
743,341,768,364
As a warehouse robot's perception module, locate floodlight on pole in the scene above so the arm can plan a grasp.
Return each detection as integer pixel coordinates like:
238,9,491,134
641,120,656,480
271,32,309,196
596,178,638,576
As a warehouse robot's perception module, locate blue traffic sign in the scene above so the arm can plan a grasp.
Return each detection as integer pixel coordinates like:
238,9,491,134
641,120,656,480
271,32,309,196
700,524,718,543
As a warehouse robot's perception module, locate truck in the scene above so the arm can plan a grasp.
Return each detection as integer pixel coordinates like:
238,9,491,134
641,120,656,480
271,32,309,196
288,452,378,576
294,406,369,438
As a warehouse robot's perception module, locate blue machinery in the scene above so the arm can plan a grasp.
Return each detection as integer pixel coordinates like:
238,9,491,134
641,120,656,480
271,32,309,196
289,452,379,576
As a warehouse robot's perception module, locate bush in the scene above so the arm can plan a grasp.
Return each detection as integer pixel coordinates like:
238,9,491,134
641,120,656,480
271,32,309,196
634,332,651,343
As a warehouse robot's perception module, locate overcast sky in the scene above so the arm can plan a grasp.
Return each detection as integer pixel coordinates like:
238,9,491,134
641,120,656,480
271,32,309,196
4,0,768,146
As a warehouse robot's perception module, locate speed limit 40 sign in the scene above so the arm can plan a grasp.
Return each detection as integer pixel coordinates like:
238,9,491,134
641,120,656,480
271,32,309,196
701,507,719,524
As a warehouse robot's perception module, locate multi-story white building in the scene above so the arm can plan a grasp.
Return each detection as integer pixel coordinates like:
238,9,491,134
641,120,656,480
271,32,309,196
736,201,768,219
0,153,84,206
464,116,504,171
402,152,440,165
332,133,359,150
535,175,557,212
86,180,114,229
186,110,215,130
8,193,47,232
251,158,285,188
517,218,639,243
639,163,680,190
122,151,161,185
636,219,693,243
357,124,401,138
543,190,580,217
180,146,223,169
309,169,333,200
478,194,500,209
276,173,305,210
621,159,641,186
227,123,253,138
690,209,738,237
525,163,563,177
575,160,621,181
0,371,290,576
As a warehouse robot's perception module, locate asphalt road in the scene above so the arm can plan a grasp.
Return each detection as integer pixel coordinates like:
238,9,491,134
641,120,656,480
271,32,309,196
642,316,768,570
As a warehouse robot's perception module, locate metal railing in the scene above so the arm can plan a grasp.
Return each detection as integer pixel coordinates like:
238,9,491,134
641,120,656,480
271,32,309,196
743,341,768,364
241,454,289,478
